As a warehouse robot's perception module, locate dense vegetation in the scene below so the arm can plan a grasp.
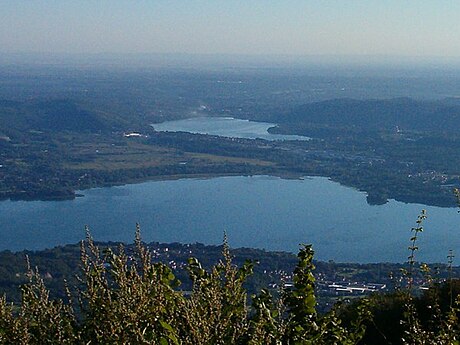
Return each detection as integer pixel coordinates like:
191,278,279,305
4,237,458,311
0,230,369,344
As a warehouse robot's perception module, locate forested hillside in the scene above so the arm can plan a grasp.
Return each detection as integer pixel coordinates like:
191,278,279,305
274,97,460,133
0,99,123,137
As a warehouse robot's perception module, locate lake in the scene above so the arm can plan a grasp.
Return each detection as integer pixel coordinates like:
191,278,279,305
1,175,458,263
151,117,310,141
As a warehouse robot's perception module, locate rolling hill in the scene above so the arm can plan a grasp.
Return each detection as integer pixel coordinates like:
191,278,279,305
279,97,460,132
0,99,123,137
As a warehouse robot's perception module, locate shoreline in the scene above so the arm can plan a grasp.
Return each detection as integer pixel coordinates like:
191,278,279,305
0,171,309,203
1,170,457,208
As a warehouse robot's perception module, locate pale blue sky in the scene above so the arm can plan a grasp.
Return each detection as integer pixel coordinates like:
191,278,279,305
1,1,459,58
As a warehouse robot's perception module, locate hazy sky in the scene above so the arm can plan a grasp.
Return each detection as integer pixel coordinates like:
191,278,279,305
1,1,459,58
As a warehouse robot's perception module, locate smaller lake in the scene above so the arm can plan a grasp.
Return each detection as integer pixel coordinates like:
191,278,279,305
151,117,310,141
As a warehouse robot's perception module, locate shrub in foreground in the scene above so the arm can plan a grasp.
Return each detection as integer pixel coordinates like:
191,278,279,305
0,227,370,344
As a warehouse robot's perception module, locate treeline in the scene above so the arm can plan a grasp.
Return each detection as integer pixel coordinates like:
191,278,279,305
0,231,368,344
3,238,459,307
0,230,459,344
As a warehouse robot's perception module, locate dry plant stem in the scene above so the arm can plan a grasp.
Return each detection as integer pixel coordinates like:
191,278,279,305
407,210,427,292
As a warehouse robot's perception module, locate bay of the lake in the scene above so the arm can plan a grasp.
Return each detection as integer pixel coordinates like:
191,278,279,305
151,116,310,141
1,175,458,263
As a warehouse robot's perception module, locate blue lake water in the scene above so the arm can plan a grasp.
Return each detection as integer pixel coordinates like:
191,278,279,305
151,117,310,141
1,175,458,263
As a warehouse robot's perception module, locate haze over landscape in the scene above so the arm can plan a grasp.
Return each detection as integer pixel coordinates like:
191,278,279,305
1,1,460,62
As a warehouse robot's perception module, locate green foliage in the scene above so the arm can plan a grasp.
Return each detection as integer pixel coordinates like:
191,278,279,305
0,259,77,344
334,206,460,345
179,234,253,344
78,226,183,344
0,230,371,344
282,245,371,345
406,210,426,291
398,207,460,345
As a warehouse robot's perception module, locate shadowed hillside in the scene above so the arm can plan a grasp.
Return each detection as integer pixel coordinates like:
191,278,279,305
0,99,122,135
278,98,460,132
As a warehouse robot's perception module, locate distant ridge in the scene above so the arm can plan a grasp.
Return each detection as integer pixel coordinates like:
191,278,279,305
0,99,121,134
282,98,460,132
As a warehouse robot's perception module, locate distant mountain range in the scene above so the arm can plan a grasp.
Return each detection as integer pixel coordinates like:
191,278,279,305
279,97,460,132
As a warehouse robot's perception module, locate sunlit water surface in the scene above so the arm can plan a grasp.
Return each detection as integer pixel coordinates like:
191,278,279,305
151,116,310,141
1,176,458,263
